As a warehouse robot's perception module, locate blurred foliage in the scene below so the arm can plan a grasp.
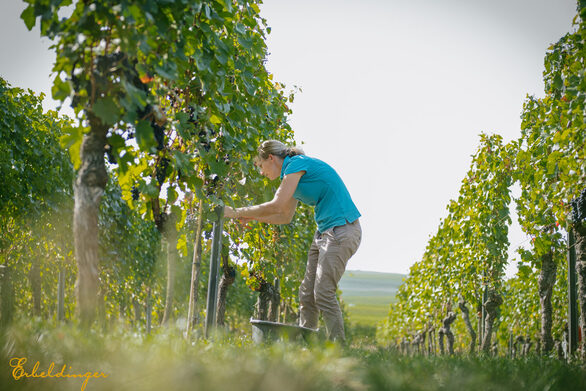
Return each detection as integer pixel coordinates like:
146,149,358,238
0,77,75,320
0,77,73,221
1,317,586,391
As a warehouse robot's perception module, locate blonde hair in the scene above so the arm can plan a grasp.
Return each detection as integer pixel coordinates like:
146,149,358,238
256,140,304,160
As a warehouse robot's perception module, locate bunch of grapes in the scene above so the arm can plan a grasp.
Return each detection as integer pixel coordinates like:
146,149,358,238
136,103,152,120
153,122,165,150
570,188,586,223
206,174,220,196
136,103,166,150
188,105,197,124
247,271,264,292
184,211,198,230
131,185,140,201
199,129,210,152
95,52,125,73
105,144,116,164
224,266,236,282
156,157,170,186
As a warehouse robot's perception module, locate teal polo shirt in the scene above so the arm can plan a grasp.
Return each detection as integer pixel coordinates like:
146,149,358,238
280,155,361,232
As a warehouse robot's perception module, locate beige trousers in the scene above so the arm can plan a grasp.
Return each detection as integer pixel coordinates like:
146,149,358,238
298,219,362,341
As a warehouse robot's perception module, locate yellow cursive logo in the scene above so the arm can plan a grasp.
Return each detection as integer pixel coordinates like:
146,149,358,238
9,357,108,391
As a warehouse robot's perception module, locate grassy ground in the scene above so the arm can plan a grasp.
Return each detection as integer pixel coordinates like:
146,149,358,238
1,318,585,391
339,270,404,326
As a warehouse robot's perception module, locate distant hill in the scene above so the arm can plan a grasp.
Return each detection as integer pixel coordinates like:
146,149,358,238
339,270,405,326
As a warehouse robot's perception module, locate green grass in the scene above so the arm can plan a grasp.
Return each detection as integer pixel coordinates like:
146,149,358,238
2,318,585,391
339,270,404,326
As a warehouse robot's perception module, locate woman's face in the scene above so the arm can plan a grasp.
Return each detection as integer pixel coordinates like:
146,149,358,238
256,154,282,180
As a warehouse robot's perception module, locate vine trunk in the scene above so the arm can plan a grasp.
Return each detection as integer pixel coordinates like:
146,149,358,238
459,301,477,354
481,290,503,353
538,251,556,354
216,254,235,327
73,118,108,327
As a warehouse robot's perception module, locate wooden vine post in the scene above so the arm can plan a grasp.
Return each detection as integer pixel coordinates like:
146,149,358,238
57,268,65,322
567,227,578,356
204,205,224,338
570,190,586,359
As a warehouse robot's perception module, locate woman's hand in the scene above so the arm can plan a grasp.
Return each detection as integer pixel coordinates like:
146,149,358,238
224,206,253,228
223,206,238,219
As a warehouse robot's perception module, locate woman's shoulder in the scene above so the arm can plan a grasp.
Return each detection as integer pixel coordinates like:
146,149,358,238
287,155,335,175
292,154,321,162
289,154,324,169
287,154,311,164
294,155,331,168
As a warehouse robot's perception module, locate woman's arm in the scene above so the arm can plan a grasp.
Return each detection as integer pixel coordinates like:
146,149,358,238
224,171,304,224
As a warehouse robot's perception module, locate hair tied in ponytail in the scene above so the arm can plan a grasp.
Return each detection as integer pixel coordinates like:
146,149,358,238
257,140,305,160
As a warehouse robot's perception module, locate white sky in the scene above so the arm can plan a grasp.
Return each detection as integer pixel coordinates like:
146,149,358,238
0,0,578,276
259,0,577,276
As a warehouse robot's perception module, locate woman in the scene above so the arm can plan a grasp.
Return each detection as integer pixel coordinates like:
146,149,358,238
223,140,361,341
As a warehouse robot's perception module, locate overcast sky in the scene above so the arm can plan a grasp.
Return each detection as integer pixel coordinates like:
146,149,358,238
0,0,578,276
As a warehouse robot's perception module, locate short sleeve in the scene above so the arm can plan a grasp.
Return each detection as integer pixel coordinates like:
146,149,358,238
283,156,308,176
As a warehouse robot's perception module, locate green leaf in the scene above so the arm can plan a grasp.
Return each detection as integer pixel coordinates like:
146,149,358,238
553,74,563,91
237,35,253,51
208,158,227,176
215,50,228,65
92,97,119,125
154,63,178,81
135,120,156,151
51,75,71,101
128,4,144,23
176,112,189,125
172,150,191,172
217,0,233,12
20,5,36,30
188,176,204,199
235,22,246,35
60,124,84,170
142,182,159,198
108,133,126,149
210,114,222,124
122,79,147,107
177,234,187,256
167,186,178,204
